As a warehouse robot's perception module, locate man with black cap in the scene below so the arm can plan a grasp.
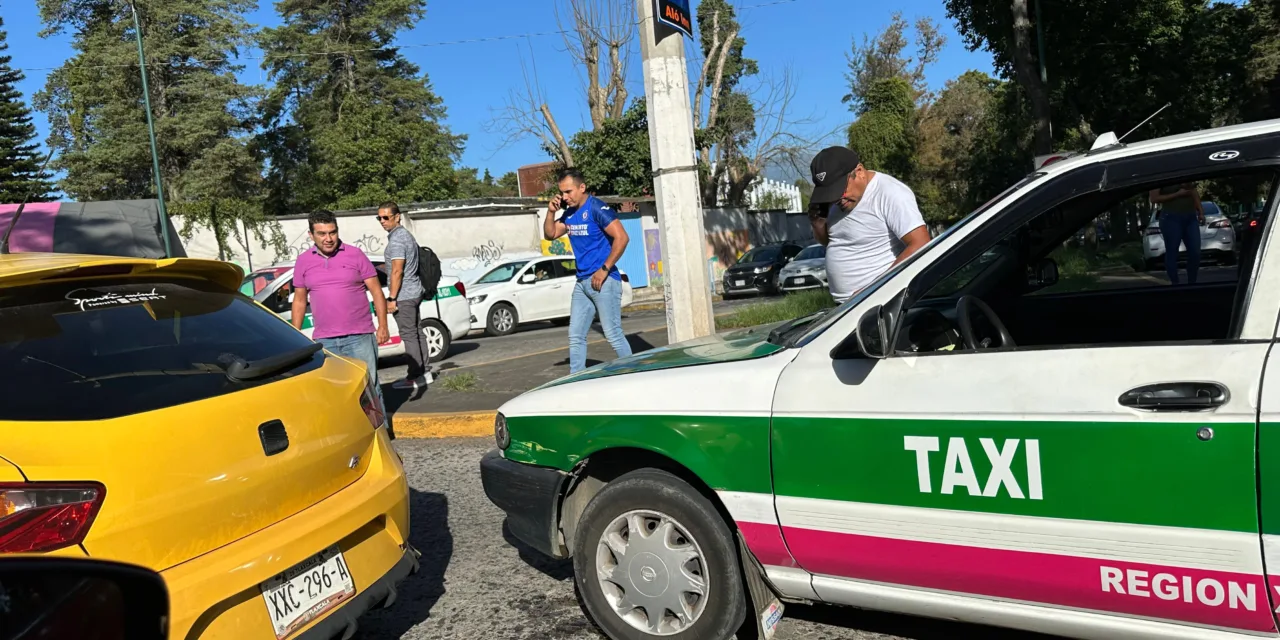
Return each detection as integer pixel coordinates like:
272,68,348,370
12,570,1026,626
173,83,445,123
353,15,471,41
809,146,930,303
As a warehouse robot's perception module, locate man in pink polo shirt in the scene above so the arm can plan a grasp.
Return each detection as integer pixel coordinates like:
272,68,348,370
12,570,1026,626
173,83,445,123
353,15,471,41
291,210,392,414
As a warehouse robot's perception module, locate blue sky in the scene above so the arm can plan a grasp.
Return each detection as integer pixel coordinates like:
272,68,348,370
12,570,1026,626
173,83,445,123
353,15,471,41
3,0,994,182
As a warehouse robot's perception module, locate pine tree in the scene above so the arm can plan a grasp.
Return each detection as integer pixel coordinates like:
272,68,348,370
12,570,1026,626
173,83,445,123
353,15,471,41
36,0,262,204
35,0,285,261
0,18,52,202
258,0,465,213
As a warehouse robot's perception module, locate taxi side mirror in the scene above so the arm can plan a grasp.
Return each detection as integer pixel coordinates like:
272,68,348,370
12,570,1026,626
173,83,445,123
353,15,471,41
855,305,890,359
519,273,536,284
1027,257,1059,290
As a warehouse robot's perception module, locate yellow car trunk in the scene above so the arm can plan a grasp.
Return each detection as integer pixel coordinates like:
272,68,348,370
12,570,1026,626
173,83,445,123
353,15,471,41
0,356,376,571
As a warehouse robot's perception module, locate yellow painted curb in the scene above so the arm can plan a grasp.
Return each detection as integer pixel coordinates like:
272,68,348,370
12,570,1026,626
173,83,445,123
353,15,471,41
393,411,496,439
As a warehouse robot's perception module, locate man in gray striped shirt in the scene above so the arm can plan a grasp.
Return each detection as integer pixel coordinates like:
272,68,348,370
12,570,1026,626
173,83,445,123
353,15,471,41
379,202,430,390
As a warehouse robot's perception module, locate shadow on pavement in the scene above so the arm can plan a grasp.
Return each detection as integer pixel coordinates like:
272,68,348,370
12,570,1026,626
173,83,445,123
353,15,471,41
502,520,574,581
783,602,1062,640
381,382,425,417
356,489,453,638
444,342,480,358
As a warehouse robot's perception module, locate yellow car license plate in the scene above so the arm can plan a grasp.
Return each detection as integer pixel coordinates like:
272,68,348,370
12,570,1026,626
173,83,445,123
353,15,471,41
260,545,356,639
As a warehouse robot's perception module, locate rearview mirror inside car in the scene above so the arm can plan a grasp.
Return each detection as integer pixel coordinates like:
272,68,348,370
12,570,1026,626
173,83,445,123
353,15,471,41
0,557,169,640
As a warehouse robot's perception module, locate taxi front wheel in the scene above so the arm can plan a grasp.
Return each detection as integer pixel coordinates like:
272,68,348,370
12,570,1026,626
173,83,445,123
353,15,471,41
572,468,747,640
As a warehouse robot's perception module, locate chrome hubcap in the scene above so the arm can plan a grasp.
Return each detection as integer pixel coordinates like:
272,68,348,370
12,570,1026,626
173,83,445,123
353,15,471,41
494,309,514,332
595,510,708,636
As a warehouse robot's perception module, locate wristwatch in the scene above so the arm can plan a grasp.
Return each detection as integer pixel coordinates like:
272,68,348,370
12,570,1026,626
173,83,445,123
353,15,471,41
387,296,397,302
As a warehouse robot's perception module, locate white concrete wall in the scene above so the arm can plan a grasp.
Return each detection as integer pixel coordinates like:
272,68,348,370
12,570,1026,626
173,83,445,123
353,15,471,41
180,208,546,283
180,200,814,290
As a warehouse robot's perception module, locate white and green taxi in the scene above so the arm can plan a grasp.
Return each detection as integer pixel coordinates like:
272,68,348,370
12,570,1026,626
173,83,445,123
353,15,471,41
482,119,1280,640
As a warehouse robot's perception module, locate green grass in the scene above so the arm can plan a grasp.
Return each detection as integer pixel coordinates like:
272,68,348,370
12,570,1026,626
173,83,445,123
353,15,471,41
716,289,836,330
437,371,480,392
1038,240,1146,295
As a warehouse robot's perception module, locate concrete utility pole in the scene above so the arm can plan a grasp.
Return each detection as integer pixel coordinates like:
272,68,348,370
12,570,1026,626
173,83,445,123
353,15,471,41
635,0,715,343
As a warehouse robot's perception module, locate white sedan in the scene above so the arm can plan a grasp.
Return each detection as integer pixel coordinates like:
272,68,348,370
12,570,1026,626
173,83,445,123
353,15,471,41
467,256,634,336
1143,201,1238,269
779,243,828,292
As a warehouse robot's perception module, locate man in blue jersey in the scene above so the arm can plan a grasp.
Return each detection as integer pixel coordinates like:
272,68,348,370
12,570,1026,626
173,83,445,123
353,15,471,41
544,168,633,373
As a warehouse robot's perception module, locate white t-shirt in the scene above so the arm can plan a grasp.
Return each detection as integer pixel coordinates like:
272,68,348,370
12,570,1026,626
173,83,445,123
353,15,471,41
824,172,926,303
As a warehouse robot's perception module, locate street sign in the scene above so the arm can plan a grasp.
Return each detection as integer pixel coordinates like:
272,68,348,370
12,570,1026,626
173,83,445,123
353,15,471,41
655,0,693,38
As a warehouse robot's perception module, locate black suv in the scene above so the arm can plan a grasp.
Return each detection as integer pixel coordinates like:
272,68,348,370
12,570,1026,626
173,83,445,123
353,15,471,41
722,241,805,297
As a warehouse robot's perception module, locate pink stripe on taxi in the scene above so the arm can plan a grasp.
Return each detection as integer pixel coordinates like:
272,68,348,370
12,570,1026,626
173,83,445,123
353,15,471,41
784,527,1276,632
0,202,60,253
737,521,797,568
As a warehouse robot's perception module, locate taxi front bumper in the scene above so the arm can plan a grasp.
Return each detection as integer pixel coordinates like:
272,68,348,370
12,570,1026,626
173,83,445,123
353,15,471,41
480,450,570,558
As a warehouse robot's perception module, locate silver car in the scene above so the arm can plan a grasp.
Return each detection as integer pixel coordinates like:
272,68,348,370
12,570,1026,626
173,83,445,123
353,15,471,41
779,243,828,292
1142,201,1237,270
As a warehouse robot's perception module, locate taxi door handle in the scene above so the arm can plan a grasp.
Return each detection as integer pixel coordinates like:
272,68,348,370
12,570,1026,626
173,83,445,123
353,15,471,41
1119,382,1229,411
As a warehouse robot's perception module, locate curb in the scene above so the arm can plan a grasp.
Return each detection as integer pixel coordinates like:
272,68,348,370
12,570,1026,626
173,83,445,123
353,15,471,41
394,411,496,439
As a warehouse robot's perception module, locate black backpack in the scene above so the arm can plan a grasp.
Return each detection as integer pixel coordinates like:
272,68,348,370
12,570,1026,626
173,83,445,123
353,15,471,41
417,245,443,299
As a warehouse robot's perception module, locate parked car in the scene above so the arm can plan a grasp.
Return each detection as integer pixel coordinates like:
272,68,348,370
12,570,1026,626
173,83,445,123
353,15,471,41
779,243,828,292
481,118,1280,640
467,256,635,337
722,242,805,297
2,252,416,640
1239,204,1269,257
1142,201,1237,270
242,254,472,361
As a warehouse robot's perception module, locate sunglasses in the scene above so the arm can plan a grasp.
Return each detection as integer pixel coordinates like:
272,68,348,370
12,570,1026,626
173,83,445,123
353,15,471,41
375,214,397,221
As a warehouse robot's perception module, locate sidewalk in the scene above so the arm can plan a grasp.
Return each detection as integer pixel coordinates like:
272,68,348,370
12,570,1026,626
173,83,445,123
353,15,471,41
383,324,673,438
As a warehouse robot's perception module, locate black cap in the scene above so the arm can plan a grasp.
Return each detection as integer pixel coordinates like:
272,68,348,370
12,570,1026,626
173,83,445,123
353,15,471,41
810,146,861,204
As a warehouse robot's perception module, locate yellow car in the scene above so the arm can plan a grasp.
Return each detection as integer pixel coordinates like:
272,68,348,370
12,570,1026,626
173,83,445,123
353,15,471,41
0,253,417,640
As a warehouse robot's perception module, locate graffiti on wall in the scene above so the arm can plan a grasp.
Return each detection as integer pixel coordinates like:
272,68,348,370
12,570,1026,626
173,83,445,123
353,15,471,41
645,229,664,287
350,234,386,255
706,229,751,279
472,239,505,265
285,233,385,259
542,236,572,256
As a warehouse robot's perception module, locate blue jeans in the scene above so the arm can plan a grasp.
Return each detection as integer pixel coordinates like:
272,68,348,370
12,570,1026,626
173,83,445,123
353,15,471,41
1159,212,1202,285
569,277,632,374
318,333,387,416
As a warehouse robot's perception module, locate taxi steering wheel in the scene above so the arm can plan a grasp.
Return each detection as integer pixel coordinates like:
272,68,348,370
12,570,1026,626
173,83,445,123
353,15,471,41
956,295,1016,351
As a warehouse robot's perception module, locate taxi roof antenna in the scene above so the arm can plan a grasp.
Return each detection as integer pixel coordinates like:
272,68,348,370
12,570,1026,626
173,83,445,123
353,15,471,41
1118,102,1172,144
0,150,56,255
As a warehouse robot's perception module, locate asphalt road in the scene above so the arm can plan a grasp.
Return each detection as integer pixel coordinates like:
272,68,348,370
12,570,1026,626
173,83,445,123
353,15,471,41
376,297,760,385
354,437,1049,640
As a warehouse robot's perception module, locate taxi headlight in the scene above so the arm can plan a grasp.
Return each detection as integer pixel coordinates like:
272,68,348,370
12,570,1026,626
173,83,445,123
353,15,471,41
469,294,488,305
494,412,510,449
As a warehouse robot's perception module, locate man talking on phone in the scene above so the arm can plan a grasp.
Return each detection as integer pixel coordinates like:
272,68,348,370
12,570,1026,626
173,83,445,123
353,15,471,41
544,168,632,374
809,146,931,303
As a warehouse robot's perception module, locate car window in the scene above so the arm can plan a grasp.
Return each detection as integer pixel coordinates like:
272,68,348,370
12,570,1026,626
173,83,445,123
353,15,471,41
0,277,324,421
900,168,1277,353
789,171,1046,348
240,266,291,297
553,260,577,279
739,247,780,264
476,261,530,284
531,262,555,282
373,263,390,288
795,245,826,261
783,245,803,258
262,278,295,314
